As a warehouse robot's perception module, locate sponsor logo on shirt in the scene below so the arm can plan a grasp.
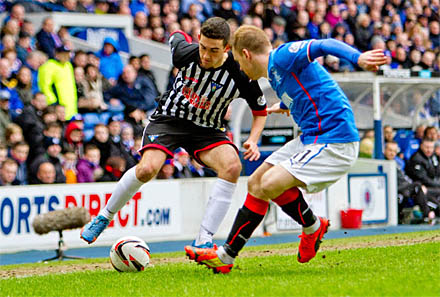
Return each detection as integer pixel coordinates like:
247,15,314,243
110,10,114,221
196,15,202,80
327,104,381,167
288,41,307,53
182,86,211,110
184,76,199,83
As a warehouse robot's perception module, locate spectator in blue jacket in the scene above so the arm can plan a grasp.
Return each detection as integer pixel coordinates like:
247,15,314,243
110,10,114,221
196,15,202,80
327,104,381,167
104,64,158,113
96,37,123,84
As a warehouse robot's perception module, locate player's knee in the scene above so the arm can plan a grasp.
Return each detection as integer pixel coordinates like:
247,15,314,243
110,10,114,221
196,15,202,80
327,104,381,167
135,162,160,182
260,174,278,197
221,160,242,179
248,173,261,193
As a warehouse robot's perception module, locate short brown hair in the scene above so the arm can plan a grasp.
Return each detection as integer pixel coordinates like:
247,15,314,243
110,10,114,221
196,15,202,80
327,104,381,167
232,25,271,55
200,17,230,46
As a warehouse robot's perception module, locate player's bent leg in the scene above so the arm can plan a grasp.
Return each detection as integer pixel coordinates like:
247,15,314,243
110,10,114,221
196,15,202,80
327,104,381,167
81,149,167,244
261,166,329,263
192,145,241,247
260,165,305,199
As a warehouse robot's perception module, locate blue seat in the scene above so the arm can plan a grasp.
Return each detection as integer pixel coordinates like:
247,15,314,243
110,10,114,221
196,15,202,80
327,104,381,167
403,138,420,161
99,111,112,125
82,113,100,130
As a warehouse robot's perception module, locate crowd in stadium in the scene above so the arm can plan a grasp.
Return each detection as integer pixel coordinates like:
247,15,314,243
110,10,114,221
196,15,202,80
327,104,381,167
0,0,440,222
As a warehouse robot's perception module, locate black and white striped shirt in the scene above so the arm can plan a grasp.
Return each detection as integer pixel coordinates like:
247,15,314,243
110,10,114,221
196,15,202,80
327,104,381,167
151,32,267,131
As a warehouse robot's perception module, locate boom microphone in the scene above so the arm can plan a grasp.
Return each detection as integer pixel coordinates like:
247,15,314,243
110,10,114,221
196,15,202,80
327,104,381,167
32,207,90,235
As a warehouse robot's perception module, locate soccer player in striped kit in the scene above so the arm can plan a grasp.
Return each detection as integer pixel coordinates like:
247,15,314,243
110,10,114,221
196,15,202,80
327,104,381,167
185,25,387,273
81,18,267,247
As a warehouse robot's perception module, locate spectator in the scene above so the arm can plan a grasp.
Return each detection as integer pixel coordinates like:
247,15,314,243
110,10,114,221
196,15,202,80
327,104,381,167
156,159,174,180
406,138,440,214
385,139,436,225
16,31,32,63
42,105,58,126
44,121,63,139
73,50,88,68
383,125,395,143
5,4,25,27
213,0,238,23
38,45,78,120
15,66,34,106
0,158,18,186
34,161,56,184
14,92,46,162
391,46,411,69
420,50,436,70
25,51,47,93
104,64,158,114
87,123,113,168
96,37,123,84
76,143,103,183
138,54,160,96
0,144,7,165
4,123,24,149
128,55,141,71
354,13,372,52
77,63,111,113
408,48,423,71
0,58,22,119
29,136,65,184
182,1,213,22
95,0,110,14
63,121,84,159
359,137,374,158
190,158,216,178
62,149,77,183
9,141,29,185
133,11,148,36
0,90,11,142
429,21,440,49
36,17,63,59
123,104,146,138
98,156,126,182
3,48,22,74
173,148,192,178
119,123,137,170
107,115,122,145
424,126,438,142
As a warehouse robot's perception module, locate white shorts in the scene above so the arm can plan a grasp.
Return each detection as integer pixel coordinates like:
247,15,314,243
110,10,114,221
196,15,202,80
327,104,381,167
265,137,359,193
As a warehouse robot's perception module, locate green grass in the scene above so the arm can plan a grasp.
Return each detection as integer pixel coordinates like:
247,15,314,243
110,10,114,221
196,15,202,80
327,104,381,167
1,231,440,297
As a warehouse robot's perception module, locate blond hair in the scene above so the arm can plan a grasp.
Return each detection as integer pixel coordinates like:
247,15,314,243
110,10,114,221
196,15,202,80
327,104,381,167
232,25,271,55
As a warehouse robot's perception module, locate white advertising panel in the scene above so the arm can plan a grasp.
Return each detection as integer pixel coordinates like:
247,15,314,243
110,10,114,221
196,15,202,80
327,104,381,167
348,174,388,224
0,181,182,253
276,190,328,231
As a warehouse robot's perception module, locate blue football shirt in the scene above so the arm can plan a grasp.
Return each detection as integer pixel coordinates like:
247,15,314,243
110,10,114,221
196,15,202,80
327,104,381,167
268,40,360,145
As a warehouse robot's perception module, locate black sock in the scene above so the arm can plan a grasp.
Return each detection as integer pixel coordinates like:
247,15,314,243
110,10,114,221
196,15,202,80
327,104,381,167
280,191,316,227
223,206,264,258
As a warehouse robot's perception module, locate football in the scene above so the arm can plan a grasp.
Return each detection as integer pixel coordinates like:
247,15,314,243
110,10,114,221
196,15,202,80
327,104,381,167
109,236,151,272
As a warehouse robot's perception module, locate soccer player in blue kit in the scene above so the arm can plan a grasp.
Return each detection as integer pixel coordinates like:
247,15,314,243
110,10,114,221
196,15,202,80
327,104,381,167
185,25,387,274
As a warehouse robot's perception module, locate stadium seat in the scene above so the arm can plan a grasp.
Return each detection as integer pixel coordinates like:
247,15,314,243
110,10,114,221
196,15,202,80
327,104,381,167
403,138,420,161
99,111,112,124
82,113,101,130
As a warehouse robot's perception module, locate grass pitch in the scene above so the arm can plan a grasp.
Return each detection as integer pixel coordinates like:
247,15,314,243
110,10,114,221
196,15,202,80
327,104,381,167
1,230,439,297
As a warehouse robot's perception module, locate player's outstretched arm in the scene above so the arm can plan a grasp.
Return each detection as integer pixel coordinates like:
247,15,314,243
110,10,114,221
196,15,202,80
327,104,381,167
357,49,388,72
243,115,266,161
